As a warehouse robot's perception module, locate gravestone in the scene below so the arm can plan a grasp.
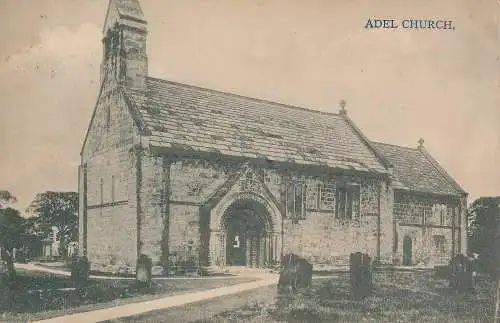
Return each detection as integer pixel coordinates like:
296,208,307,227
71,256,90,286
277,253,313,294
350,252,373,299
448,254,475,293
167,253,177,275
136,254,152,288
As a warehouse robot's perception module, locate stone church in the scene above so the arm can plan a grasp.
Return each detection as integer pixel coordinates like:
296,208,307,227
78,0,468,273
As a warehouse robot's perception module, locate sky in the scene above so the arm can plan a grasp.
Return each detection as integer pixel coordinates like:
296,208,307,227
0,0,499,210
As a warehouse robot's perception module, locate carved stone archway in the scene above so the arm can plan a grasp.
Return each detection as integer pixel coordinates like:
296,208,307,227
209,191,283,267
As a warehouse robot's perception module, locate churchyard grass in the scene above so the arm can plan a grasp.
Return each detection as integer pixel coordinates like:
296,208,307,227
0,268,257,322
193,269,495,323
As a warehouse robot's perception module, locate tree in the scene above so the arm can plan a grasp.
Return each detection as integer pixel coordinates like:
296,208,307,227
33,191,78,257
468,197,500,276
468,197,500,322
0,206,28,280
0,190,17,208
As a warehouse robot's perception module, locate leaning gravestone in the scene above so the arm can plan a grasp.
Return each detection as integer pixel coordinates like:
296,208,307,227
448,254,475,293
136,254,153,288
277,253,313,294
350,252,373,299
71,256,90,287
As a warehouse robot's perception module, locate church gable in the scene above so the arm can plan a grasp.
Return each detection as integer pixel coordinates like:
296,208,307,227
81,86,140,160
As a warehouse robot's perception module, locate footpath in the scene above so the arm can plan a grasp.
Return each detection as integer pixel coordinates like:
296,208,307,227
15,264,278,323
15,263,359,322
32,276,277,323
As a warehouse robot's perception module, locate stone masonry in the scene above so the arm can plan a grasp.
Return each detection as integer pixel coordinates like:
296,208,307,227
78,0,468,273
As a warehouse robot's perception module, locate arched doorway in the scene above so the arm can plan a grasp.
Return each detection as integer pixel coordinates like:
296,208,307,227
222,199,272,267
403,236,412,266
209,191,282,268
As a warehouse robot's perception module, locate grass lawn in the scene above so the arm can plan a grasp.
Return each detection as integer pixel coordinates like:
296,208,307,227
194,270,496,323
0,269,258,323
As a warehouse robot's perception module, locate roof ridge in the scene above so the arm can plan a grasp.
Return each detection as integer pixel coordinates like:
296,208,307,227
419,147,467,195
146,76,342,119
372,140,466,196
341,116,393,170
371,141,420,151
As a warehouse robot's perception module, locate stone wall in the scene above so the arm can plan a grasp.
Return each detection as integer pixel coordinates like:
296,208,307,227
168,204,201,256
81,87,139,272
163,160,393,267
169,159,230,203
393,191,459,266
283,177,391,265
138,154,167,266
379,181,394,264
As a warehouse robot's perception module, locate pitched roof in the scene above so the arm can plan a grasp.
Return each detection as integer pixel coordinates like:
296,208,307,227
124,77,389,174
372,142,466,196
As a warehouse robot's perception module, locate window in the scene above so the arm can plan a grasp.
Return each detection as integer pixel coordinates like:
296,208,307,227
306,184,319,210
319,185,335,210
286,181,306,220
306,183,335,211
433,235,446,253
439,205,446,226
432,204,450,226
446,206,454,226
335,184,360,220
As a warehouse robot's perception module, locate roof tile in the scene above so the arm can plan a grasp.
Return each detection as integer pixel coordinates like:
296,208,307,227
372,142,465,196
126,77,391,173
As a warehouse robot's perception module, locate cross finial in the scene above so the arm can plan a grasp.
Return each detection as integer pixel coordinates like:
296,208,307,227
418,138,425,148
339,99,347,114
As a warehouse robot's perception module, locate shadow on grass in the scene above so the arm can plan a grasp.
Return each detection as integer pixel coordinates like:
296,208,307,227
0,270,158,314
0,269,255,319
202,271,495,323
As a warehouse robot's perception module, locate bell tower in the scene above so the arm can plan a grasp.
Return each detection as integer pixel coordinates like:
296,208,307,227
101,0,148,89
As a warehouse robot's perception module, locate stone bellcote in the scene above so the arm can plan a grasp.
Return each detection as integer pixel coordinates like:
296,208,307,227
101,0,148,89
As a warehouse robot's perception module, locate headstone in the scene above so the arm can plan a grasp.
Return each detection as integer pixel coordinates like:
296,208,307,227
350,252,373,299
71,256,90,286
167,253,177,275
151,265,165,276
136,254,152,287
448,254,475,292
277,253,313,294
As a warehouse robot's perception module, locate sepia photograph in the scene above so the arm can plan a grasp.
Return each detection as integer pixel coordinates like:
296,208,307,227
0,0,499,322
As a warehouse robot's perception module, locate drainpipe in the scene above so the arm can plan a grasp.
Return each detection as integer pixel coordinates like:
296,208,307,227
135,137,144,260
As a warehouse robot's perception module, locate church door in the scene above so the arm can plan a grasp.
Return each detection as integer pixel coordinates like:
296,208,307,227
227,230,246,266
222,199,270,267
